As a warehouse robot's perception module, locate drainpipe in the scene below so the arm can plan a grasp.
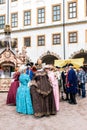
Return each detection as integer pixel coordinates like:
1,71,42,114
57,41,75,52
7,0,9,24
63,0,65,59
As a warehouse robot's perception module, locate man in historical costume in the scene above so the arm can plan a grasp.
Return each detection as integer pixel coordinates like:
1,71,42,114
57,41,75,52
66,64,78,105
30,66,57,118
77,66,86,98
61,65,70,101
26,65,34,80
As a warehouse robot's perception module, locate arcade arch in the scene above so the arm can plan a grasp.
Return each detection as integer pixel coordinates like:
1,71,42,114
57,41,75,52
39,51,61,65
69,50,87,65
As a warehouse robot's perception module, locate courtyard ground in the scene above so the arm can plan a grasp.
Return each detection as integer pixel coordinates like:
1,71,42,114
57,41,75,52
0,92,87,130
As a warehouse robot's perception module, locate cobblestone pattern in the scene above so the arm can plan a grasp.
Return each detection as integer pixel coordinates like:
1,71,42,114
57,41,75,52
0,92,87,130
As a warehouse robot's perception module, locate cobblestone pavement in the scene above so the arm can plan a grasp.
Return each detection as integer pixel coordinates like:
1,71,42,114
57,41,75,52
0,92,87,130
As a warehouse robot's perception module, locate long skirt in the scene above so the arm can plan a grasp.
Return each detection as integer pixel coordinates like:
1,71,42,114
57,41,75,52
52,83,60,111
30,85,56,117
16,86,34,115
6,81,19,105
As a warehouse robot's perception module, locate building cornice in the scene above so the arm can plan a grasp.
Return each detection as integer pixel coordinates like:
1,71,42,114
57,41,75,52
0,20,87,34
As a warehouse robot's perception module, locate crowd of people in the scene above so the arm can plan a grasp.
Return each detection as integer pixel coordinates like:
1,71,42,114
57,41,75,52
6,61,87,118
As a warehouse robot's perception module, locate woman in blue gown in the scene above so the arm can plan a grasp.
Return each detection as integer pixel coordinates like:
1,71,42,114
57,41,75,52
16,65,34,115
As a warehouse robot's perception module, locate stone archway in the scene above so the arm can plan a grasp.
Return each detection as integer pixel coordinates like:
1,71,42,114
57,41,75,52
42,55,57,65
69,50,87,64
39,51,61,65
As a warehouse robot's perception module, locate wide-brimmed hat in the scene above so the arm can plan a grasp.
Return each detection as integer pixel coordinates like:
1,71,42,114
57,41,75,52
68,63,73,67
79,66,84,69
56,66,61,69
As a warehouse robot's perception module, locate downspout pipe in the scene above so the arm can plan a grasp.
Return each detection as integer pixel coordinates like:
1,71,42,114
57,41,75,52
63,0,65,59
7,0,9,25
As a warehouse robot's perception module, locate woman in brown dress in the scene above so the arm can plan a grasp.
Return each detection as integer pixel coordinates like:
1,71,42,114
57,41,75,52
30,68,57,118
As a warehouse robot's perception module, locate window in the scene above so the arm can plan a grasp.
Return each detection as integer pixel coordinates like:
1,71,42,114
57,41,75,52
24,11,31,26
0,41,6,48
53,34,61,45
11,13,18,28
68,2,77,19
37,8,45,24
69,32,77,43
11,38,18,48
38,35,45,46
24,37,31,47
0,15,5,29
0,0,5,4
53,5,61,21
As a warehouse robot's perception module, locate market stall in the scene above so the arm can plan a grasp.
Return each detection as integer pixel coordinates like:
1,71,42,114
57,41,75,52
54,58,84,68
